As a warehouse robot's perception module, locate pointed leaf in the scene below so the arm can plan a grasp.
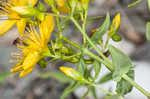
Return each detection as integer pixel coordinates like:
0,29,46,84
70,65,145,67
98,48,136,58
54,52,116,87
78,58,85,74
128,0,142,8
93,60,101,79
61,82,81,99
148,0,150,11
146,22,150,41
108,45,132,81
116,70,134,95
98,72,112,84
91,13,110,42
39,71,72,83
91,86,98,99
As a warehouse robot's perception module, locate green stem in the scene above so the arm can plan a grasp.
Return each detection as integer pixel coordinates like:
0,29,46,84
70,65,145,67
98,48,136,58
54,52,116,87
85,49,150,98
87,16,103,20
71,17,150,98
92,84,114,96
46,13,66,18
71,17,112,68
122,74,150,98
103,36,110,52
84,49,113,71
54,32,80,49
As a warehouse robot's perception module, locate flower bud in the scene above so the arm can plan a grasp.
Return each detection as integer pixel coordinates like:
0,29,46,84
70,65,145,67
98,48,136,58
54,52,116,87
108,13,120,37
112,34,122,42
60,67,85,81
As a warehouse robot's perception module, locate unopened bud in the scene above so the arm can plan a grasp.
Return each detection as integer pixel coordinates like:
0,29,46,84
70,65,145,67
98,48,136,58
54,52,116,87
112,34,122,42
108,13,120,37
60,67,86,81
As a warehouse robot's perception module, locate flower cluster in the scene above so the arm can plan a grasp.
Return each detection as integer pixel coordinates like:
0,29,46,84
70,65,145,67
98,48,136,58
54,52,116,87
0,0,91,78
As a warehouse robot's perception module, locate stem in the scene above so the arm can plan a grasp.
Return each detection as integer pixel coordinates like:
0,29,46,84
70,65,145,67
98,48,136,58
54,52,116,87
85,49,150,98
71,17,105,59
87,16,103,20
54,32,80,49
46,13,66,18
92,84,114,96
71,17,112,68
70,17,150,98
103,36,110,52
122,74,150,98
84,49,113,71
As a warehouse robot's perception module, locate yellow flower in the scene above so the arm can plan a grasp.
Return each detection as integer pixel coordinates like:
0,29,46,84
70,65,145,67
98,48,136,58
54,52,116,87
55,0,68,14
0,0,37,36
10,16,54,78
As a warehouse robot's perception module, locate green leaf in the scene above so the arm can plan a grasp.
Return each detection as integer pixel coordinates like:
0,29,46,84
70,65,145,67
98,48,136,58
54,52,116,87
108,45,132,81
39,71,72,83
91,12,110,42
146,22,150,41
148,0,150,11
78,58,85,74
83,67,91,79
81,87,90,99
116,70,134,95
93,60,101,79
0,72,11,83
98,72,112,84
61,82,81,99
91,86,98,99
128,0,142,8
104,95,124,99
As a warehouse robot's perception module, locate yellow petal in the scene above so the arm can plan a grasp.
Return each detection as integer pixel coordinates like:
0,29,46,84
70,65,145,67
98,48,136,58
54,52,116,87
0,20,16,36
27,25,41,44
18,0,38,6
17,19,26,35
56,0,66,7
39,15,54,44
29,0,38,6
22,51,41,70
19,68,33,78
55,0,67,13
11,66,23,72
